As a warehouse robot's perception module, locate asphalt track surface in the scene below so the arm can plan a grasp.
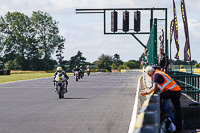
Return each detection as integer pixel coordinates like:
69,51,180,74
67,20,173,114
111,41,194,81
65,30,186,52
0,72,141,133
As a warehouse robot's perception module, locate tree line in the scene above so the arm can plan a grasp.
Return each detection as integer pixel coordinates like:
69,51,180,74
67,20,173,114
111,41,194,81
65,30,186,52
58,51,141,72
94,53,141,72
0,11,65,70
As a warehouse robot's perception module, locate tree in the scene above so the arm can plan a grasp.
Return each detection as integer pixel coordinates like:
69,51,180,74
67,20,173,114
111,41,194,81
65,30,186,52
124,60,140,69
118,65,129,71
56,42,65,66
94,54,113,72
112,53,123,70
31,10,65,70
111,61,122,69
114,53,120,61
0,12,33,70
124,61,137,69
69,51,86,69
0,11,65,70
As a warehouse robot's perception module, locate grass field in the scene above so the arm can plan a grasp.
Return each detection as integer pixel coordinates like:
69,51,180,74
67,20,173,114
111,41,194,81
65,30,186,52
0,73,73,83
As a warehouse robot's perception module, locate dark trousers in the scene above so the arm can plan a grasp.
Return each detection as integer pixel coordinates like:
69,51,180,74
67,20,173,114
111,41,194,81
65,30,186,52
160,90,182,131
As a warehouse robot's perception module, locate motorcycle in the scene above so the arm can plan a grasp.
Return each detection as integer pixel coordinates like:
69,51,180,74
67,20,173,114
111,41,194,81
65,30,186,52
74,71,79,81
80,69,84,79
54,72,67,99
87,68,90,76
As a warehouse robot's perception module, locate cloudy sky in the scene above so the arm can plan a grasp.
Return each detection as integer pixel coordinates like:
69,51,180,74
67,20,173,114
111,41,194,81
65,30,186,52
0,0,200,63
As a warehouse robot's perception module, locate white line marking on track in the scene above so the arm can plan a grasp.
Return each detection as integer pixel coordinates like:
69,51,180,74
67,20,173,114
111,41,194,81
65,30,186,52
128,75,142,133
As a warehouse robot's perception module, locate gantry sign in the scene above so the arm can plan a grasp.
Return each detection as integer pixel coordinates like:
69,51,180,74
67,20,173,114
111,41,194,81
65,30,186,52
76,8,168,54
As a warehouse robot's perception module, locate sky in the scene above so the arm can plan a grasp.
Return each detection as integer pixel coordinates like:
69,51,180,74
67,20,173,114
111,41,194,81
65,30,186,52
0,0,200,63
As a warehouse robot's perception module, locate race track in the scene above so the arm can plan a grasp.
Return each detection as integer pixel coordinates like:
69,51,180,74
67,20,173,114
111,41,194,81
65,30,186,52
0,72,141,133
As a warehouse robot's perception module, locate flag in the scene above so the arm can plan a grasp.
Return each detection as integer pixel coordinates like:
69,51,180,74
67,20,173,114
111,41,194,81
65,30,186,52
173,0,179,59
161,29,164,48
170,19,175,60
159,35,162,48
170,19,175,45
181,0,191,61
159,35,162,42
159,30,164,49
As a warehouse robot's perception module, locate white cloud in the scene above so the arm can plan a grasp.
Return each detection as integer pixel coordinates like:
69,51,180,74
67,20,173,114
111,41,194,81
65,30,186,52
188,19,200,38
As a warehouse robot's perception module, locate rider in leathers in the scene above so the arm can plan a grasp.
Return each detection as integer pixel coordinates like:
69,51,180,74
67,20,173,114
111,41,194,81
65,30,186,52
54,67,69,92
73,66,80,78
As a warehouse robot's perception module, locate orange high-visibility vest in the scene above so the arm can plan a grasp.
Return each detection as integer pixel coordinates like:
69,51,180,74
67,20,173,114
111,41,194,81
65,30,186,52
154,69,181,92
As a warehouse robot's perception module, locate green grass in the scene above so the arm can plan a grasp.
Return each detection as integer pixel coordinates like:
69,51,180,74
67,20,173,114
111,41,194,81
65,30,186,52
0,73,73,83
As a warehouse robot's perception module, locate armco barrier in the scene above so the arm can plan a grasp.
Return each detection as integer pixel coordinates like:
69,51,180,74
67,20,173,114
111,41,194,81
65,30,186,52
133,93,160,133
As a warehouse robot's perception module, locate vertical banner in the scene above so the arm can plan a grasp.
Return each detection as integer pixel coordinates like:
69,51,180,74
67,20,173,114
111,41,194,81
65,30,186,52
170,19,175,45
161,29,164,48
159,35,162,48
173,0,179,59
181,0,191,61
170,19,175,60
159,30,164,49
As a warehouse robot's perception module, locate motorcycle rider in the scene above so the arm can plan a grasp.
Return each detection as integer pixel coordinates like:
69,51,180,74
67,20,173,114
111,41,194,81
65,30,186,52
73,66,80,72
80,65,83,69
54,67,69,92
79,66,84,77
73,66,80,77
86,65,91,76
86,65,91,70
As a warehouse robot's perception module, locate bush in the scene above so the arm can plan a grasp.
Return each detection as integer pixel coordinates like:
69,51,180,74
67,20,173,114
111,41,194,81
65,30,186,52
118,65,129,71
111,61,123,70
5,58,22,70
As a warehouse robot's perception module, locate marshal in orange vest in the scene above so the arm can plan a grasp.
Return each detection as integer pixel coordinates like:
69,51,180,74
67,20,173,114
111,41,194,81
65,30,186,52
154,69,181,92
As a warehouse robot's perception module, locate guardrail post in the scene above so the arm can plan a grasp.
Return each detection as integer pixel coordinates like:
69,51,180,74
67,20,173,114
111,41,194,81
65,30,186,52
134,94,160,133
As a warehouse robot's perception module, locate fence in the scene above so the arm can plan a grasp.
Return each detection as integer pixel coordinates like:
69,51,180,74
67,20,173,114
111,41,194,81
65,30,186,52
168,71,200,102
133,70,200,133
171,68,200,74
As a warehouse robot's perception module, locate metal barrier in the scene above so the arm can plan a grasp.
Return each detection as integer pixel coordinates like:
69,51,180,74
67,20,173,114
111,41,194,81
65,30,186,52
133,93,160,133
168,71,200,102
133,70,200,133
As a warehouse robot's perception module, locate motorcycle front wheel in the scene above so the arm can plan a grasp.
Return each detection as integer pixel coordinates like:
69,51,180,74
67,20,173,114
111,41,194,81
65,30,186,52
58,87,62,99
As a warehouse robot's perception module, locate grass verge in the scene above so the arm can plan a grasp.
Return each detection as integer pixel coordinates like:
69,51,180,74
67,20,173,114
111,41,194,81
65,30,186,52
0,73,73,83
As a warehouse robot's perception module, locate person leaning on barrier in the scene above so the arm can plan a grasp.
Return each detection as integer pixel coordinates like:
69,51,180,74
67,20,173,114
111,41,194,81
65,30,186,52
140,66,182,132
